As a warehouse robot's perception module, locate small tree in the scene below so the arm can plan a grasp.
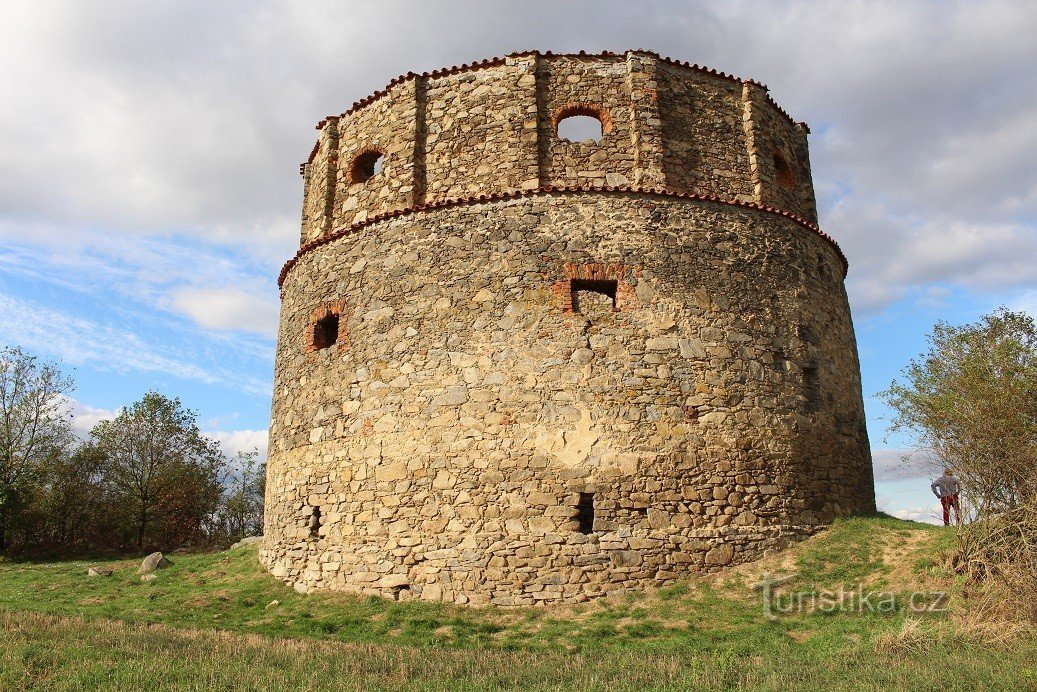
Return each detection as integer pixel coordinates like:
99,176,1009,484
221,448,265,542
883,309,1037,516
0,347,74,552
882,308,1037,616
90,392,225,550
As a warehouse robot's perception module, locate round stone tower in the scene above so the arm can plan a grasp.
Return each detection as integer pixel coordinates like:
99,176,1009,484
262,50,875,605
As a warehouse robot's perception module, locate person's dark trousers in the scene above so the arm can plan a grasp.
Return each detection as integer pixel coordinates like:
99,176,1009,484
940,494,960,525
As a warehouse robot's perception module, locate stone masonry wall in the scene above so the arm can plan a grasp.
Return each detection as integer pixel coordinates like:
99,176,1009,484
299,51,818,244
271,53,873,605
264,191,874,605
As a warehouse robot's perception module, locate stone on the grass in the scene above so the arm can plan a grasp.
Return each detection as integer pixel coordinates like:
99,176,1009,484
87,566,113,577
140,573,158,582
139,551,171,574
265,600,280,609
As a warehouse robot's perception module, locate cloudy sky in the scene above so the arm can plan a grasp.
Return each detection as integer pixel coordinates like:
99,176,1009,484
1,1,1034,523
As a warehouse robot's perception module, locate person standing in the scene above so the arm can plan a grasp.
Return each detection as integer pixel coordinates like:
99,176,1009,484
931,469,961,526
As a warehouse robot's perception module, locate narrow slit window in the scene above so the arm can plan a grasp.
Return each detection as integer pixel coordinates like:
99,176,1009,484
309,506,322,539
313,314,340,350
577,493,595,534
571,278,617,313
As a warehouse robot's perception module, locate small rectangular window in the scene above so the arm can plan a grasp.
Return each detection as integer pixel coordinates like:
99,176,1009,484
313,314,339,350
577,493,595,534
571,279,617,313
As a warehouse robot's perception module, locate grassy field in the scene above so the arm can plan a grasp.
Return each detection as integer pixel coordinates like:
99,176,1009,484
1,516,1035,690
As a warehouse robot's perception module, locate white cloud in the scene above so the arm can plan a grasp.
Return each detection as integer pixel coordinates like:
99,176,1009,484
888,506,941,525
0,292,270,395
62,397,119,439
872,448,939,483
170,288,279,337
205,429,269,461
1010,289,1037,317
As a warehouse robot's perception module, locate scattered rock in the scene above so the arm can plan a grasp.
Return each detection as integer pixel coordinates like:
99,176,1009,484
87,566,113,577
139,552,171,574
265,600,280,610
140,573,158,583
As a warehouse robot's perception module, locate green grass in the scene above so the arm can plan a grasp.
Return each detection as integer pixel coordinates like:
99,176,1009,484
1,516,1034,690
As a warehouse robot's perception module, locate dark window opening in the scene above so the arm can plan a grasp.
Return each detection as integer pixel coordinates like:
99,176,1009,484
773,151,794,188
313,314,339,350
309,506,322,539
350,150,384,183
577,493,595,534
571,279,617,313
803,364,820,413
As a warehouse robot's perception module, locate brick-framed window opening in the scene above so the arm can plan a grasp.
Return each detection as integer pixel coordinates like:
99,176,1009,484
306,299,348,354
349,148,384,184
571,278,618,313
552,102,613,141
313,314,339,350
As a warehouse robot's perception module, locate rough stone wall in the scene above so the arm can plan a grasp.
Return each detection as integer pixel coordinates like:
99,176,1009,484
263,191,874,605
269,53,872,605
657,64,753,201
301,51,819,244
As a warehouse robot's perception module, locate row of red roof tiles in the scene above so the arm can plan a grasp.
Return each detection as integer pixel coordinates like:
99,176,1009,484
313,50,802,133
278,185,846,289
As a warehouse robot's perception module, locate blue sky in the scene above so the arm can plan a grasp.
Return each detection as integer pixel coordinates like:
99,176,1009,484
1,1,1035,523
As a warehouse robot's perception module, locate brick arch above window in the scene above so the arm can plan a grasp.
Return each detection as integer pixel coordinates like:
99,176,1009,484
348,147,385,184
551,102,614,137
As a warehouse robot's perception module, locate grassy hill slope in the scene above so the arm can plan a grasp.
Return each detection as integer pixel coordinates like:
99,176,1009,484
1,515,1034,690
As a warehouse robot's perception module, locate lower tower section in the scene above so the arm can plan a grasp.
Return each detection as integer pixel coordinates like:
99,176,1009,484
262,192,874,605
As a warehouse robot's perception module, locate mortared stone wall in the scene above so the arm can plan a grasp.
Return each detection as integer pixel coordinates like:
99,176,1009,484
264,51,874,606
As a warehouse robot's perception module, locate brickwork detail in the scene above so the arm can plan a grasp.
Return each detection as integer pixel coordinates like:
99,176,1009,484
263,52,875,606
304,299,349,355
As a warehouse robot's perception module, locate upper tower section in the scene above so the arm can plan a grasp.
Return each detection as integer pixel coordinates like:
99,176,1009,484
298,50,819,245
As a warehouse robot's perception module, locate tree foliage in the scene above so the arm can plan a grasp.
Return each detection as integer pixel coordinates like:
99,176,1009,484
883,308,1037,515
0,347,74,550
883,308,1037,619
0,347,268,556
220,449,265,542
90,392,226,549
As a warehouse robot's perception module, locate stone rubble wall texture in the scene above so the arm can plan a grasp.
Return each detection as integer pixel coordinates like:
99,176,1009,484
264,51,875,606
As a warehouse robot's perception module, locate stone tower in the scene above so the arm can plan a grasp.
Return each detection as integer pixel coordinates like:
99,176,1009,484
262,50,875,605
